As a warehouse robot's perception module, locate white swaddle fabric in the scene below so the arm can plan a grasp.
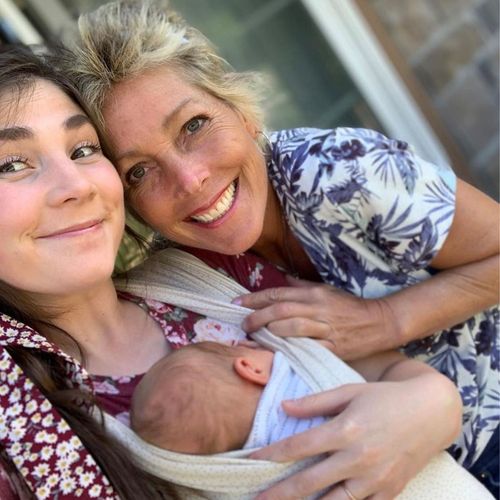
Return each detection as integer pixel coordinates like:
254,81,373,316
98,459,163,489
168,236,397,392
107,248,493,499
243,352,327,449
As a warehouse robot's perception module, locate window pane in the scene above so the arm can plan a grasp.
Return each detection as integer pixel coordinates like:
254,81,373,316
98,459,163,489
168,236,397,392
169,0,383,131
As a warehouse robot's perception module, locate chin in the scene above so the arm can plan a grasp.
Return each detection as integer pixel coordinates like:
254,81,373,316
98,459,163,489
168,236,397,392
204,232,260,256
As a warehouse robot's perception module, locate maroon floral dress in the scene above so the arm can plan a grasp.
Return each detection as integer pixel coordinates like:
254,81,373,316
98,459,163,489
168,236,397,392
0,250,287,498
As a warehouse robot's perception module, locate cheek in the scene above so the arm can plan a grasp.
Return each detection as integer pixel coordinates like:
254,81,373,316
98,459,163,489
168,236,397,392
0,192,35,244
94,166,126,240
129,182,171,224
98,164,125,206
241,148,268,194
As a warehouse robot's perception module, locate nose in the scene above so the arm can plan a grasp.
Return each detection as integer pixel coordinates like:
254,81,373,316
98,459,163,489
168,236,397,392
159,152,210,197
45,157,97,206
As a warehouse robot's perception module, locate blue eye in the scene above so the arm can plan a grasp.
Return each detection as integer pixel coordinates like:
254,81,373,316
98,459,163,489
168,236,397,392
185,117,207,135
72,143,101,160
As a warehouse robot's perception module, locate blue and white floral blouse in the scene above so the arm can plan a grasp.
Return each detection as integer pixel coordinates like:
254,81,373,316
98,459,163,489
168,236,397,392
268,127,499,467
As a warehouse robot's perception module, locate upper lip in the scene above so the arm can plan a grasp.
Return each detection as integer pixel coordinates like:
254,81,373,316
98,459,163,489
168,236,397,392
187,181,236,218
37,219,103,238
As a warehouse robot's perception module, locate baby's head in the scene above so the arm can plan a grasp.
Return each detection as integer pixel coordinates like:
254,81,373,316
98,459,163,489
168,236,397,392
131,341,274,454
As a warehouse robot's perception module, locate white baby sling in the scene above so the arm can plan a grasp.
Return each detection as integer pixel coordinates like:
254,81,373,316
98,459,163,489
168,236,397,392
107,248,493,499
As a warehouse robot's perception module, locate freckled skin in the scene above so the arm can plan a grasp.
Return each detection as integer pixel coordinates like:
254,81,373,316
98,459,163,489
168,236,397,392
102,66,276,256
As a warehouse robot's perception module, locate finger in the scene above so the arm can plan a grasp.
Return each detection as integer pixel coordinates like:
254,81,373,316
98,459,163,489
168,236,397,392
233,286,318,310
242,302,320,332
265,317,332,339
235,339,260,348
281,384,365,419
286,275,350,297
320,481,369,500
285,275,317,287
249,406,363,462
255,451,352,500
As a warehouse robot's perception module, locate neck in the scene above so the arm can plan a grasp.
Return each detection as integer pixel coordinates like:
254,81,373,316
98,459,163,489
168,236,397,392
30,280,167,375
31,280,123,354
251,185,320,281
251,184,289,269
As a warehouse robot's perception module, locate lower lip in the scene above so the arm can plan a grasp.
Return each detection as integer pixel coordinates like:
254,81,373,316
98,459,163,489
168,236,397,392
41,222,103,239
189,182,239,229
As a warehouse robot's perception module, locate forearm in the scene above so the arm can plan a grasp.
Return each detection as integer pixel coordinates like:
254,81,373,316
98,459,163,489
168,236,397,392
381,253,499,347
382,358,463,446
350,349,445,383
346,352,462,451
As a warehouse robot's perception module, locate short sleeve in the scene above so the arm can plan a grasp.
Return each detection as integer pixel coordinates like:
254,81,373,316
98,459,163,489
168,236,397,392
287,128,458,274
183,248,288,291
344,128,456,272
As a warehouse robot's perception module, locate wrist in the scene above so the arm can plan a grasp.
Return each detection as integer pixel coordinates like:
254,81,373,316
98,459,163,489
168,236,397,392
372,296,409,349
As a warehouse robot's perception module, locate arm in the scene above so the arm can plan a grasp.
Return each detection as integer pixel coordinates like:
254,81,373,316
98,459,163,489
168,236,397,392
251,353,462,500
236,179,499,359
382,179,499,346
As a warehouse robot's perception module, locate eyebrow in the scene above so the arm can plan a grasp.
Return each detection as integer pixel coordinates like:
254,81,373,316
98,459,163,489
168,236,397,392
64,114,92,130
0,126,33,142
0,114,92,143
114,98,193,162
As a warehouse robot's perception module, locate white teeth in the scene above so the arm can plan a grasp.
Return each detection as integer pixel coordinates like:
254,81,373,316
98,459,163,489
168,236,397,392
191,182,236,223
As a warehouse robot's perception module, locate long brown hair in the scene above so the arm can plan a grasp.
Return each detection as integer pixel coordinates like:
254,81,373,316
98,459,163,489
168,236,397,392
0,44,174,499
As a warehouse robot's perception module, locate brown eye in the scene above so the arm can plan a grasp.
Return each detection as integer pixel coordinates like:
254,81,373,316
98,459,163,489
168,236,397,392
72,143,101,160
0,158,29,174
125,165,147,185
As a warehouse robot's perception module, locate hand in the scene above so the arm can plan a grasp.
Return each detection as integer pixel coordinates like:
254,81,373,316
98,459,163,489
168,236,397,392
234,277,401,360
251,375,461,500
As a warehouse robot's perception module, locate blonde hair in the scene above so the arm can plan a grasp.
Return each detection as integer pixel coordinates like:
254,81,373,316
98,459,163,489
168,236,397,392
67,0,268,132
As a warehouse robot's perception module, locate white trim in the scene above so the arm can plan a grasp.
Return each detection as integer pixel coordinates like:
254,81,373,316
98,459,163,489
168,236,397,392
301,0,451,166
0,0,42,44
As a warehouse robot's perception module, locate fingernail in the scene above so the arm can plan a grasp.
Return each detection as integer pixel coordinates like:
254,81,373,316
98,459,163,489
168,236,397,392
282,397,302,407
231,297,242,305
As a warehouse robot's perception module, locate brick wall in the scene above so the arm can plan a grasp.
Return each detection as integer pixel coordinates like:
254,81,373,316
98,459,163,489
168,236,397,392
370,0,499,199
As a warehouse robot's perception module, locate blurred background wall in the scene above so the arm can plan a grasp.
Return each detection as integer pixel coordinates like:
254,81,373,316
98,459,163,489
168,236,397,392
1,0,498,199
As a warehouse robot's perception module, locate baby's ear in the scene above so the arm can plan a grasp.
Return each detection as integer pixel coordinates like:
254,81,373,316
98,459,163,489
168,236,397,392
234,357,269,386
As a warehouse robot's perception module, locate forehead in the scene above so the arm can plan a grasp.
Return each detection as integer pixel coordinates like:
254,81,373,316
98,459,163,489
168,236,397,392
0,79,79,127
102,66,221,125
105,65,204,108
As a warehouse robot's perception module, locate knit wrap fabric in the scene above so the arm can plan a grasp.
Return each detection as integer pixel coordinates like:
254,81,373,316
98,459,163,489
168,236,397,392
107,248,493,500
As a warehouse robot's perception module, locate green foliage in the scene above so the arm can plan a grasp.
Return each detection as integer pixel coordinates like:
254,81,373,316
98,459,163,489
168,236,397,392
114,215,153,274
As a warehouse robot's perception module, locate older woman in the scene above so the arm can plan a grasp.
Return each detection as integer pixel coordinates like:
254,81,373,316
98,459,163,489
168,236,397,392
0,43,471,500
66,0,499,497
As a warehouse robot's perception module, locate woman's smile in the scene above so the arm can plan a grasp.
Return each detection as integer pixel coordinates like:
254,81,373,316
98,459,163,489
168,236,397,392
188,180,238,225
37,218,104,239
